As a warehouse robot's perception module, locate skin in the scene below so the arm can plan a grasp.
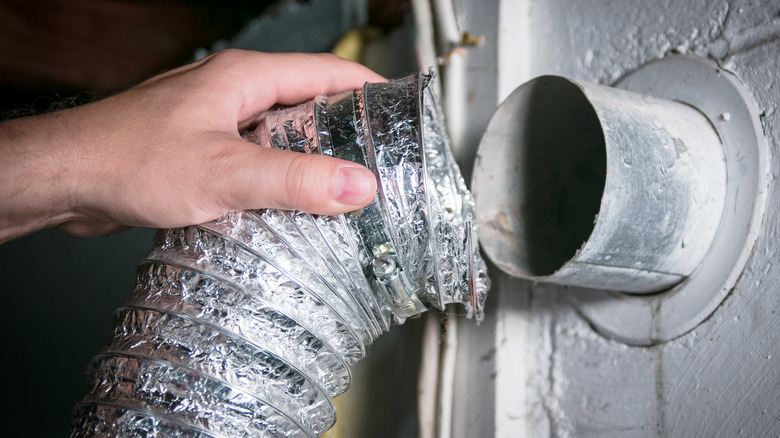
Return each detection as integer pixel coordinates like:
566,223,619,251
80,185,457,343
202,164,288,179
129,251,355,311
0,50,383,243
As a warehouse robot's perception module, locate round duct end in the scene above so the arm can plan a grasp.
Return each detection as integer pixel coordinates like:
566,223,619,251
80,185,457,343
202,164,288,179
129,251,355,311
474,72,726,294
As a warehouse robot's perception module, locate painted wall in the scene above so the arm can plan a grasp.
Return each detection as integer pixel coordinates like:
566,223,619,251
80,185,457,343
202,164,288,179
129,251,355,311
450,0,779,436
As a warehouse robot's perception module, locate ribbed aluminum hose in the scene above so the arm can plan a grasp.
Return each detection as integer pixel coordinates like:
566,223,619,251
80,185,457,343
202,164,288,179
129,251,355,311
70,73,489,438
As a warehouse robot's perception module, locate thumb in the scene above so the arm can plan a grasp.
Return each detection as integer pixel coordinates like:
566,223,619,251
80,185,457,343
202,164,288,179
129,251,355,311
220,141,377,215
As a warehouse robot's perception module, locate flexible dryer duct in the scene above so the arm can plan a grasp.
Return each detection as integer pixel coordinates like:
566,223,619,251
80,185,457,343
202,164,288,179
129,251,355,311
70,73,489,437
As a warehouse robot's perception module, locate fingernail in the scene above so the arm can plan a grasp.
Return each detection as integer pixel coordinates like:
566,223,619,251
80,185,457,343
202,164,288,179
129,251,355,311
333,166,376,206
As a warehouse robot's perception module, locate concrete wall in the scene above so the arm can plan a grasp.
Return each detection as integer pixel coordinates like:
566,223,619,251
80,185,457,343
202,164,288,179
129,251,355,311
450,0,780,436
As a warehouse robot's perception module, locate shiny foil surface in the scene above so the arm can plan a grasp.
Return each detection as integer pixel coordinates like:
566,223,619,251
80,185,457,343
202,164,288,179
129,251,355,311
71,73,489,437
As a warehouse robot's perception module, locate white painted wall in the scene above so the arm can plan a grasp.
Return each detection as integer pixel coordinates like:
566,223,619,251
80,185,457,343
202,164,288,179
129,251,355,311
449,0,780,436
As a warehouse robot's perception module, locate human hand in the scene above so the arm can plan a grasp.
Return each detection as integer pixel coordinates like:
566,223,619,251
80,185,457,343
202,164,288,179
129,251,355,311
0,50,383,243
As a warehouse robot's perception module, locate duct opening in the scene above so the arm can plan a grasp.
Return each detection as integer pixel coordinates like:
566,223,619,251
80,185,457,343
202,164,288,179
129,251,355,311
477,70,731,293
499,77,606,277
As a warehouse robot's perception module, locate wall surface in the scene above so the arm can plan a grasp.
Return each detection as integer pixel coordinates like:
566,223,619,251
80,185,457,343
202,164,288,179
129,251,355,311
449,0,780,436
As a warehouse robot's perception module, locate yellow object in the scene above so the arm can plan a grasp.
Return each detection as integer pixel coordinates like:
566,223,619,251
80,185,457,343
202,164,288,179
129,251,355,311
331,26,383,63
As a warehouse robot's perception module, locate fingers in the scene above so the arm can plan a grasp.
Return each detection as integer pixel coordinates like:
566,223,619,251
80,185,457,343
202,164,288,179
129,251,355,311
200,50,386,123
215,139,377,216
254,52,386,105
186,51,384,215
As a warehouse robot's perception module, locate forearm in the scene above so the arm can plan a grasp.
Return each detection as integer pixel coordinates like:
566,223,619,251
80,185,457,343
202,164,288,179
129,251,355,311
0,111,79,242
